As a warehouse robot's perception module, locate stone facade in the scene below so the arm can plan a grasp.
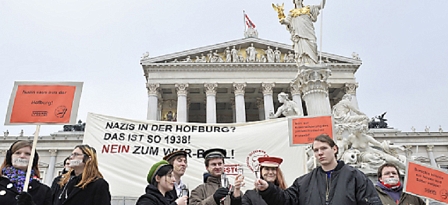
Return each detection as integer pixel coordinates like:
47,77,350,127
140,37,362,123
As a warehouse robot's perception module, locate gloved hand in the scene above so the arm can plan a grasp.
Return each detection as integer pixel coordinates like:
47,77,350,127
213,187,229,205
17,192,36,205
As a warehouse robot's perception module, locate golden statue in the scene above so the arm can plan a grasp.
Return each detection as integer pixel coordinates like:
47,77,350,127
272,3,285,20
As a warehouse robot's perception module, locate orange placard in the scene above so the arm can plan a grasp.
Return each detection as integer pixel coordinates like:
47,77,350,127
289,115,333,145
6,82,82,124
404,161,448,203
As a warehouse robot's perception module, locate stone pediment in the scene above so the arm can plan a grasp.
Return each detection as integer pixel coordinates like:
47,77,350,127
141,37,361,66
413,156,430,162
38,161,49,168
435,155,448,162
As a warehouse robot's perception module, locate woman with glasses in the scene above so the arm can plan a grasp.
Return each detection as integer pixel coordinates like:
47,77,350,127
136,160,188,205
242,156,287,205
0,140,52,205
53,144,111,205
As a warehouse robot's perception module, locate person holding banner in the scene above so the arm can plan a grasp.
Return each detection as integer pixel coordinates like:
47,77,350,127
190,148,244,205
163,150,189,203
0,140,52,205
50,157,70,196
242,156,287,205
255,134,382,205
375,162,425,205
53,144,111,205
136,160,188,205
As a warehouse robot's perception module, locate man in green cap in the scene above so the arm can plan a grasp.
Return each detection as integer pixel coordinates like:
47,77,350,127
190,148,244,205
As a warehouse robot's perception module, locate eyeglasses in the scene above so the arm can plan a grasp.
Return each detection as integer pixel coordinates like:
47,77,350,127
69,153,84,157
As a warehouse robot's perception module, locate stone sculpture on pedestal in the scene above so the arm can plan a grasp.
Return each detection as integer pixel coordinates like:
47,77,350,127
274,0,326,65
273,0,332,116
333,94,406,174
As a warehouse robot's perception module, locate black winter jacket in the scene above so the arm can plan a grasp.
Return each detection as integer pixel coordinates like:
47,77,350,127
260,161,382,205
136,184,178,205
242,189,267,205
0,176,52,205
52,174,111,205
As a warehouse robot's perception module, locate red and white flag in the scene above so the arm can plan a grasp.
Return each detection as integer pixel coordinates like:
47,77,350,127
245,13,256,28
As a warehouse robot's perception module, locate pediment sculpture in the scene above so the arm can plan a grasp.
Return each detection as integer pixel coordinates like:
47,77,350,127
167,45,288,64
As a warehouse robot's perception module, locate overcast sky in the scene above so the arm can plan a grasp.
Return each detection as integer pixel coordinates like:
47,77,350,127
1,0,447,136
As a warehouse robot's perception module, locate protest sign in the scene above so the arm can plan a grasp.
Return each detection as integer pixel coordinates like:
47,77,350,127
83,113,306,197
4,81,83,192
288,115,333,146
404,161,448,204
5,81,83,125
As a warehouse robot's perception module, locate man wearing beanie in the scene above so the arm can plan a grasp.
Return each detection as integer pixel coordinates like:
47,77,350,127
375,162,425,205
163,150,189,203
136,160,188,205
190,148,243,205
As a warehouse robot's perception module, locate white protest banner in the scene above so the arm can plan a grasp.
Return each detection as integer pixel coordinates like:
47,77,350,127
83,113,306,197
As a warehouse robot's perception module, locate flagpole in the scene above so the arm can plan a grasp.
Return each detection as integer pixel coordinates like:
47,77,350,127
319,5,324,64
243,10,246,33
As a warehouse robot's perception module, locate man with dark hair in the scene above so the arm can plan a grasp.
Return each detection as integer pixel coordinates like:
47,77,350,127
256,134,382,205
190,148,243,205
376,162,424,205
163,150,189,203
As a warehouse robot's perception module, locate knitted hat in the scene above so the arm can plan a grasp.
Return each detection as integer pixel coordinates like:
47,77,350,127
147,160,171,184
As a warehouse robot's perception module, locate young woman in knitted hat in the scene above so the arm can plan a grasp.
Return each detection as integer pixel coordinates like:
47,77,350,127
136,160,188,205
52,144,111,205
242,156,287,205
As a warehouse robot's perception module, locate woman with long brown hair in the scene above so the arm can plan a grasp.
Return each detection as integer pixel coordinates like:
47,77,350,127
0,140,51,205
53,144,111,205
242,156,286,205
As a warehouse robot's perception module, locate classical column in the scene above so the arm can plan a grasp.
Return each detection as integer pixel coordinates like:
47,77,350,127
261,83,275,119
294,65,331,116
290,83,304,116
44,149,58,185
0,149,6,164
233,83,247,123
345,83,359,109
256,98,265,120
175,83,189,122
204,83,218,123
146,83,160,120
157,101,163,121
187,98,191,122
230,98,236,122
426,145,438,167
